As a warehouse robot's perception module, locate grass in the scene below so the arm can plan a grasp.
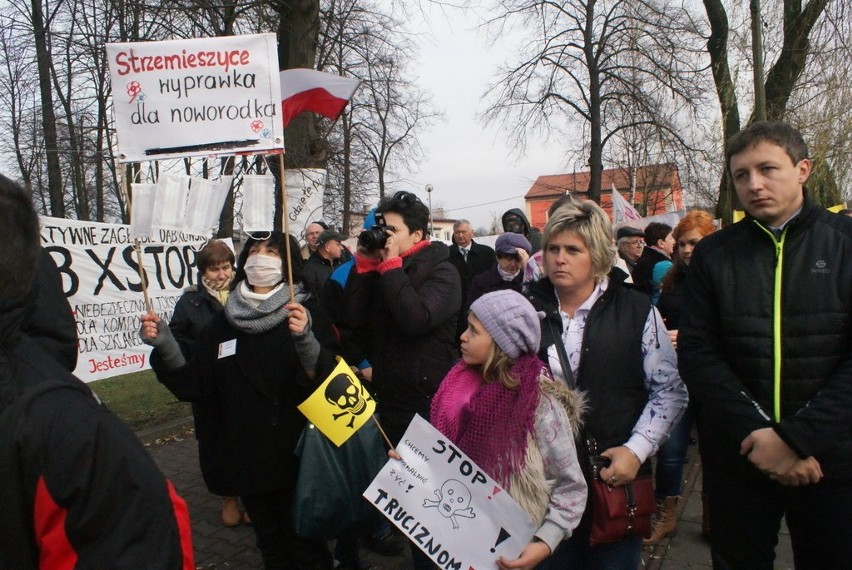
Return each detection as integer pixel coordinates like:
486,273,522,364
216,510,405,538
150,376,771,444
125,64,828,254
89,370,192,432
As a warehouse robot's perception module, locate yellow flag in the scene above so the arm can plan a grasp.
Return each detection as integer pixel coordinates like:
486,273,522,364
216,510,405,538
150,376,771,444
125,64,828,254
297,357,376,446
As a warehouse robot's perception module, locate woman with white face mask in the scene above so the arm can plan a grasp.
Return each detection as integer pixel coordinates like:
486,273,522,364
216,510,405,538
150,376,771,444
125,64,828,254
142,231,339,570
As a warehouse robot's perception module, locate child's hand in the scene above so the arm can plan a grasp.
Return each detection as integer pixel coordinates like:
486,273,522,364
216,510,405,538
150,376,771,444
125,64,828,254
497,540,551,569
387,449,401,461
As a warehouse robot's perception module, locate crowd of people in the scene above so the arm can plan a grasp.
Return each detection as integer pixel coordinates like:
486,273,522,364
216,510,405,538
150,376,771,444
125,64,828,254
2,120,850,570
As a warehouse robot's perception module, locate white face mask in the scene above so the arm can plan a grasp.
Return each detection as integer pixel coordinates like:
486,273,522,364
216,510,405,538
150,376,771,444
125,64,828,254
242,254,283,287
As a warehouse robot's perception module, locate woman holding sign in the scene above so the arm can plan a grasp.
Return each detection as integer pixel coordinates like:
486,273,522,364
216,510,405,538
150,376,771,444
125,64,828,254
142,231,339,570
145,239,249,528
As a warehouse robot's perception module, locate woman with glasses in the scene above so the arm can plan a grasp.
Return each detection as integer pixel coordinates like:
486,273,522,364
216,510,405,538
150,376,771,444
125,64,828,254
337,191,461,569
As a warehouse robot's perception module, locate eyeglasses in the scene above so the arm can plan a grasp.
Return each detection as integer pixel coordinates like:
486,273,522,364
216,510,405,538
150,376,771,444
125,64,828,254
393,191,421,205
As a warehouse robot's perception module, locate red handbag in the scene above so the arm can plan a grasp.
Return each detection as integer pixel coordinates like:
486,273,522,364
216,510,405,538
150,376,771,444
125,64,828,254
586,436,656,546
588,475,656,546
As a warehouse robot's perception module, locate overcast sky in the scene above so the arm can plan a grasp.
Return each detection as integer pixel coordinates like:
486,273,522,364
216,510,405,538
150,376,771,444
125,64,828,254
393,3,568,232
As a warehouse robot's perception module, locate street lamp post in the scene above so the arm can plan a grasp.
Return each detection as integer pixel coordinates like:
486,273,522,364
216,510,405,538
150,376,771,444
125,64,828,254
425,184,433,236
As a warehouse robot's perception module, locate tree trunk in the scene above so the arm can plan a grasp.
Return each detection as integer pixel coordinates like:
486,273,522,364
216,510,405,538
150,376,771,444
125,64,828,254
763,0,831,120
31,0,64,217
275,0,322,231
703,0,741,224
584,0,602,203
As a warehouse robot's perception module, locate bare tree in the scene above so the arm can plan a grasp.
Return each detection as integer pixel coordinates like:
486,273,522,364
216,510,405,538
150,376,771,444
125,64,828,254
703,0,836,220
483,0,707,203
317,0,440,230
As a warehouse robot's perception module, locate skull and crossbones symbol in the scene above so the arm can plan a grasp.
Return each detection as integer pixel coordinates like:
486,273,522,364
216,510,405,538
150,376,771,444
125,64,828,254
423,479,476,529
324,373,372,428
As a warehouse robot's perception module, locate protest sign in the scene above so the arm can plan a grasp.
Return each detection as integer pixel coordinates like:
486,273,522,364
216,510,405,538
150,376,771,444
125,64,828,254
285,168,326,243
298,357,376,446
106,34,283,162
39,216,213,382
364,415,535,570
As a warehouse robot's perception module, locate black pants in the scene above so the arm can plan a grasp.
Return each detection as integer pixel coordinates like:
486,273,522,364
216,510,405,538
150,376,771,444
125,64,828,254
241,489,333,570
705,462,852,570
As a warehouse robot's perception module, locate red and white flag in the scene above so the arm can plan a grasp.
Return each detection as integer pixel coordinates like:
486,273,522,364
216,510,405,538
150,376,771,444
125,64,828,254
610,183,642,224
280,68,360,127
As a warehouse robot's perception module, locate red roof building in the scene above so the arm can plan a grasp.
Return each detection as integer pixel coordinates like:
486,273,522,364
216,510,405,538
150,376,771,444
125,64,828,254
524,164,684,229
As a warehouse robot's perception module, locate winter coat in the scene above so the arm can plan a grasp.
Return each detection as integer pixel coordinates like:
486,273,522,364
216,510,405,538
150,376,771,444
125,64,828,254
447,240,496,296
169,284,223,360
448,240,496,336
302,251,344,299
21,249,77,372
501,208,543,253
342,241,461,441
155,296,337,497
656,265,686,330
0,300,193,570
632,246,669,297
506,377,587,553
466,266,523,309
679,196,852,481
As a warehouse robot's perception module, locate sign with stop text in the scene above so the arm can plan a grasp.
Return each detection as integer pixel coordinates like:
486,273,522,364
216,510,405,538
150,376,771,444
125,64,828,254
106,34,283,162
297,357,376,446
39,216,210,382
364,415,535,570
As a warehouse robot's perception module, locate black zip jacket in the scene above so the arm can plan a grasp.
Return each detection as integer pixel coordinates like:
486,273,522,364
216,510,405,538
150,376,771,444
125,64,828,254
678,196,852,480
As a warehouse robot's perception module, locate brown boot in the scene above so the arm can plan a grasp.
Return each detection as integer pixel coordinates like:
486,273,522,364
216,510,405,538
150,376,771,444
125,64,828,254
643,496,679,546
221,496,242,527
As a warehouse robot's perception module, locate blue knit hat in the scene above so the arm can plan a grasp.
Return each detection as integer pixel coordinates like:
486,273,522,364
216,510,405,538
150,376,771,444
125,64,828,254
469,290,542,359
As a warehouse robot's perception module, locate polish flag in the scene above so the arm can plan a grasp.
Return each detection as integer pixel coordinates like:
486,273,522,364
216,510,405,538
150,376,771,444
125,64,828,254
280,68,361,127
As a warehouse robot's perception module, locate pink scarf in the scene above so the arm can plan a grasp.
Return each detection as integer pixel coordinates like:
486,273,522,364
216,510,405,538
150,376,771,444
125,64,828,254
430,353,544,487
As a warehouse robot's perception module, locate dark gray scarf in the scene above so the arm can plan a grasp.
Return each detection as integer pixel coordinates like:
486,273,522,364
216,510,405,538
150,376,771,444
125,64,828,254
224,281,309,334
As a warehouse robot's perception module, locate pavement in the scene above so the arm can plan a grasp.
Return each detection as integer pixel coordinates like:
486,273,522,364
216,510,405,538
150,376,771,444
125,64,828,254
142,420,794,569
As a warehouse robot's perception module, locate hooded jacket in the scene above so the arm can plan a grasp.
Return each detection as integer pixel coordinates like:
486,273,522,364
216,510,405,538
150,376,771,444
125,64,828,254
0,299,194,570
678,196,852,481
502,208,543,253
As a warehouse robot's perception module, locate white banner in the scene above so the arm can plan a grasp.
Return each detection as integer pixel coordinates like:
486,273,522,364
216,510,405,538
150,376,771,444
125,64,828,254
284,168,326,243
106,34,283,162
364,415,535,570
39,216,210,383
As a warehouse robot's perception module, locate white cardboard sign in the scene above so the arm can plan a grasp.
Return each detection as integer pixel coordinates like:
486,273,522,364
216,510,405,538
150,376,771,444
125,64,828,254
106,34,283,162
364,415,535,570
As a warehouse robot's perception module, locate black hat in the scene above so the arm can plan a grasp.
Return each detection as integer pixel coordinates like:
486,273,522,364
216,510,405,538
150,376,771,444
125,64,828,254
317,230,346,246
616,226,644,240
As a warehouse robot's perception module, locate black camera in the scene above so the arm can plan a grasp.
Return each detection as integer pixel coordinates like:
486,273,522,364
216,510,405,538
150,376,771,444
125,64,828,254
358,213,391,251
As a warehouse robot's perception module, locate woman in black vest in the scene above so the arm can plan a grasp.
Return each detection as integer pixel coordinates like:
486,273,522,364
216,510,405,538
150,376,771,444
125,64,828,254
527,198,688,569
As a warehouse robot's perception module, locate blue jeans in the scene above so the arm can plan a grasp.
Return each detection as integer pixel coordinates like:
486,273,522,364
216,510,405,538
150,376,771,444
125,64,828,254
654,404,694,497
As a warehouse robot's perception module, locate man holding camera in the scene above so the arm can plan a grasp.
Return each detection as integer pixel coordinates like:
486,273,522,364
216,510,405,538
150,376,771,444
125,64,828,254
339,191,461,448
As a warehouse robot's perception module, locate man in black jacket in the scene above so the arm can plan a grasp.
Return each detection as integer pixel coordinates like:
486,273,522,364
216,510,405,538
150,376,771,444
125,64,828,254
0,173,193,569
447,219,495,338
678,122,852,569
302,229,346,298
